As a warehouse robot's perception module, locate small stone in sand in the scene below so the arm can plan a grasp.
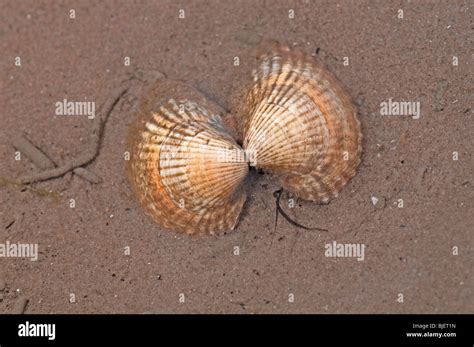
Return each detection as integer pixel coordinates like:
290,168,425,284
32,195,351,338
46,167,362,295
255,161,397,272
371,196,386,209
73,167,102,184
12,134,56,170
13,296,28,314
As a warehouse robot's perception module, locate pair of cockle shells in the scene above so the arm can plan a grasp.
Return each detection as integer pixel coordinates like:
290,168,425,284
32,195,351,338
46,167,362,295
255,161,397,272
127,42,362,235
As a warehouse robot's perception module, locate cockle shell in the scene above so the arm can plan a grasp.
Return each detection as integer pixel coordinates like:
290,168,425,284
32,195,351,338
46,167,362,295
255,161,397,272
127,81,248,234
236,42,362,203
127,43,362,234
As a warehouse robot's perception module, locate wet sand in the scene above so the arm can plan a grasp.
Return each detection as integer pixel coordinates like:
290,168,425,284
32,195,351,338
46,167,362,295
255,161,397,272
0,0,472,313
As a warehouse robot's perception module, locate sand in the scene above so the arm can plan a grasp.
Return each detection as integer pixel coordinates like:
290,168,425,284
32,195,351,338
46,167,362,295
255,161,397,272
0,0,472,313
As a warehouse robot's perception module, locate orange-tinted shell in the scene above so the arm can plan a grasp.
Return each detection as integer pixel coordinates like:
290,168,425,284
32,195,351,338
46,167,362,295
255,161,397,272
237,42,362,203
128,82,248,234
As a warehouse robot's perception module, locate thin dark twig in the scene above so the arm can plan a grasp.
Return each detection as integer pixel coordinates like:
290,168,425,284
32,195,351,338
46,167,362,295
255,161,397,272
16,85,129,184
273,190,280,233
273,188,328,232
269,190,280,248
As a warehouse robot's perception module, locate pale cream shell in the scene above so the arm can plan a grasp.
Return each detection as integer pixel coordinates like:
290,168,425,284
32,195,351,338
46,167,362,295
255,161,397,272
128,81,248,234
237,42,362,203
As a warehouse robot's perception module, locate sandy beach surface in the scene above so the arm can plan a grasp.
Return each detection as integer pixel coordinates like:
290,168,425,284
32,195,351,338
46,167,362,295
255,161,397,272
0,0,472,313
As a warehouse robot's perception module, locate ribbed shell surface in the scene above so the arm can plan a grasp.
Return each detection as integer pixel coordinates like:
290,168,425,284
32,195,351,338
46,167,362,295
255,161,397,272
239,43,362,203
128,97,248,235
